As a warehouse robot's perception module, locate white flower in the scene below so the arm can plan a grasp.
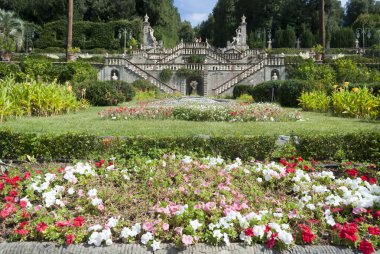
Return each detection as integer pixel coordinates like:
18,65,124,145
257,177,263,183
88,224,102,232
55,199,65,207
175,204,188,215
141,232,153,245
106,217,119,228
182,156,193,164
306,204,316,210
273,212,283,218
151,240,161,251
88,189,97,198
88,232,103,246
213,229,223,240
66,187,74,195
277,230,293,245
253,225,266,238
223,233,230,246
131,223,142,235
106,164,115,171
208,223,218,230
190,219,202,231
91,198,103,206
105,239,113,245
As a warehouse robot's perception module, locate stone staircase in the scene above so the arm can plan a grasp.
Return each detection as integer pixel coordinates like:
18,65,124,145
212,61,265,95
106,57,177,94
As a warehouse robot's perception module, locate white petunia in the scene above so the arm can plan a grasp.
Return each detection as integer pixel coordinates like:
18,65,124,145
213,229,223,240
189,219,202,231
106,217,119,228
88,189,97,198
88,224,102,232
67,187,75,195
141,232,153,245
151,240,161,251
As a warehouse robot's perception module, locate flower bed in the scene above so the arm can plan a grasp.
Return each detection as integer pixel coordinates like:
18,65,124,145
1,156,379,253
98,102,301,122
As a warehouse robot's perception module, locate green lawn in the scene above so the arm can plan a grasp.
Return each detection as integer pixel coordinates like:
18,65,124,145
0,106,379,137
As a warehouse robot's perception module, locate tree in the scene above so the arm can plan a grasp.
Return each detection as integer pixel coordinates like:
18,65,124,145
345,0,371,26
0,9,24,54
179,21,195,42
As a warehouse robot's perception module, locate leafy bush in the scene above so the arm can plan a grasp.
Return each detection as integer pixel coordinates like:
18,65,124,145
83,80,124,106
0,62,21,79
249,80,283,102
298,91,331,112
21,56,59,82
277,80,314,107
232,85,251,98
60,61,98,83
0,130,379,162
334,58,369,83
159,69,173,82
112,80,135,101
332,86,380,119
0,78,83,121
236,93,254,103
131,79,159,93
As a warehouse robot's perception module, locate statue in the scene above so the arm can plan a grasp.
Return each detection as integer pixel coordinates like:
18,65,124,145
190,81,198,95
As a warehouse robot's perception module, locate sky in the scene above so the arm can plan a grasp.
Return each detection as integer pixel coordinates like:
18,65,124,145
174,0,349,27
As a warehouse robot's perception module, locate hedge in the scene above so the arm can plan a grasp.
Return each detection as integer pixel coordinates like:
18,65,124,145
35,19,142,50
0,130,379,163
233,80,314,107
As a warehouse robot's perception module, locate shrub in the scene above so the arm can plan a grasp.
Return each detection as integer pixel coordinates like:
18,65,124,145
332,86,380,119
236,93,254,103
334,58,369,83
84,80,124,106
112,80,135,101
60,61,98,83
232,85,251,99
159,68,173,82
0,77,83,121
131,79,159,93
20,56,58,82
298,91,331,112
249,80,283,103
330,28,355,48
0,62,21,79
277,80,314,107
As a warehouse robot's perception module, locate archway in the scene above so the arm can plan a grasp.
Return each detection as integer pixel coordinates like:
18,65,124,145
186,75,204,96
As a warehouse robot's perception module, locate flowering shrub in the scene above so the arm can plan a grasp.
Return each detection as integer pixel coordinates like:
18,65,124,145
0,156,379,253
99,102,301,122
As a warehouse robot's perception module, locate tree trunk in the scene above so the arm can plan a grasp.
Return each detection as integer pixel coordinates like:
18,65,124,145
67,0,74,61
319,0,325,59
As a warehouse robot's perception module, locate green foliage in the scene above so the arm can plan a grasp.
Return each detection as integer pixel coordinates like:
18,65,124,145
176,68,194,79
35,19,143,50
330,28,355,48
83,80,124,106
0,129,379,162
298,91,331,112
131,79,158,92
232,85,251,99
0,9,24,52
134,90,157,101
332,86,380,120
112,80,135,101
334,58,370,83
0,62,21,79
300,25,315,48
20,56,58,82
277,80,314,107
188,55,205,64
0,77,83,122
236,93,254,103
159,68,173,82
289,60,336,90
60,61,98,83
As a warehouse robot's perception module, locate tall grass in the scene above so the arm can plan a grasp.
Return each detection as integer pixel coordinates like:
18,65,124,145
0,77,86,122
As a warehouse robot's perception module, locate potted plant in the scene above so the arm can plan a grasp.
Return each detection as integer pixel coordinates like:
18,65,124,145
312,44,323,61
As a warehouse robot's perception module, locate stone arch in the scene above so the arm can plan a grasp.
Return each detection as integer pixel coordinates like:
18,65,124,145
186,75,204,96
271,69,279,80
110,69,120,80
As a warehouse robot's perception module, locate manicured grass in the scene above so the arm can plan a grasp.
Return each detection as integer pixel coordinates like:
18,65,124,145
0,106,379,137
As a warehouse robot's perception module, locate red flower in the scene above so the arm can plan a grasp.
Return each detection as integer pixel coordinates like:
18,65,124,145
374,210,380,217
55,221,71,227
4,196,14,202
286,167,295,174
266,237,276,249
5,176,22,187
303,165,310,171
353,217,365,223
297,157,304,162
65,234,75,245
339,223,358,243
0,203,17,218
346,169,358,177
302,230,315,243
22,211,30,219
19,200,27,208
23,172,31,180
245,228,254,236
361,175,369,182
279,159,288,166
368,178,377,185
9,190,18,197
36,222,48,233
15,229,29,235
331,207,344,213
368,226,380,235
19,221,28,229
0,182,4,191
72,216,84,227
359,240,375,254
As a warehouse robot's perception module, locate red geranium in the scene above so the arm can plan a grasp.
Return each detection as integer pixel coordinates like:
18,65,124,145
19,200,27,208
65,234,75,245
245,228,253,236
72,216,84,227
55,220,71,227
0,203,17,218
368,226,380,235
368,178,377,185
339,223,358,243
266,237,276,249
15,229,29,235
5,176,22,187
23,172,31,180
346,168,358,178
36,222,48,233
302,230,315,243
359,240,375,254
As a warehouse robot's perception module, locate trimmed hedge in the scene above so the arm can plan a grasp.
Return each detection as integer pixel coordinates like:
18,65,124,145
233,80,314,107
35,19,142,50
0,130,379,162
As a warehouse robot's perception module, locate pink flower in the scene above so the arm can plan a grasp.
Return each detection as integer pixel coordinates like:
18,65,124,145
77,189,84,197
353,207,367,215
55,220,71,227
175,227,183,235
34,205,42,211
194,189,201,195
65,234,75,245
97,204,104,211
36,222,48,233
143,222,155,232
162,223,169,231
182,234,193,246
